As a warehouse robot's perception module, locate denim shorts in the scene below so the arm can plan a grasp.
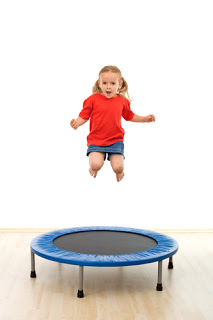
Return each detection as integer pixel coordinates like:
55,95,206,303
87,141,125,161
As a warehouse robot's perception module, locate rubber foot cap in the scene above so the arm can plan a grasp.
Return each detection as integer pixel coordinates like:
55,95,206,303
168,262,174,269
156,283,163,291
77,290,84,298
30,271,36,278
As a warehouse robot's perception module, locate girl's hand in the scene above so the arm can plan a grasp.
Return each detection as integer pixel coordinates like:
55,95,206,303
145,114,155,122
70,119,78,130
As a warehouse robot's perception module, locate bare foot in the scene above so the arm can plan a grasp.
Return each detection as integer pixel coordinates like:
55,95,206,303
89,168,97,178
116,172,125,182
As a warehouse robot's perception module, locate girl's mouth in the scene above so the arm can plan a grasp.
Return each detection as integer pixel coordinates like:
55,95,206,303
106,91,111,95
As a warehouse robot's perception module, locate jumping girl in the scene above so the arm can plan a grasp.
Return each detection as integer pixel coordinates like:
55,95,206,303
70,65,155,182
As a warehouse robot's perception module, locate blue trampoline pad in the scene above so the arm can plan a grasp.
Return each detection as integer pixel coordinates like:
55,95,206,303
30,226,178,267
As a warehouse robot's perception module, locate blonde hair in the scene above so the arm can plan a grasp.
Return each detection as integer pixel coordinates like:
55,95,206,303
92,65,132,101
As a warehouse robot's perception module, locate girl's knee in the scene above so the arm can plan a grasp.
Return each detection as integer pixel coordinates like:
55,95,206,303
90,161,104,172
110,155,124,174
89,152,105,172
89,158,104,172
111,159,124,174
112,164,124,174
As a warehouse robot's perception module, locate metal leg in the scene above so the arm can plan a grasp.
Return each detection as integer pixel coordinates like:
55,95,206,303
77,266,84,298
30,249,36,278
156,260,163,291
168,256,174,269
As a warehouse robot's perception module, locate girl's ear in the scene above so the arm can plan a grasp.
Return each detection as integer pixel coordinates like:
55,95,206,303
119,80,123,89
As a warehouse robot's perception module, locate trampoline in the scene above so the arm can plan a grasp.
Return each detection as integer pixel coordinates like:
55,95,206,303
30,226,178,298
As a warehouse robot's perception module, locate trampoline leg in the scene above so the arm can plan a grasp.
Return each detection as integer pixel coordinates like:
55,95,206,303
30,249,36,278
77,266,84,298
156,260,163,291
168,256,174,269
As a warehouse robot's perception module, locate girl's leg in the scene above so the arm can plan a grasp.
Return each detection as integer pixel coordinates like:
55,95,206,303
89,152,105,178
110,154,124,182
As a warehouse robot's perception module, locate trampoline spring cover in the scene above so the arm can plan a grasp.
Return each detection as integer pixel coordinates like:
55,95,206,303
30,226,179,267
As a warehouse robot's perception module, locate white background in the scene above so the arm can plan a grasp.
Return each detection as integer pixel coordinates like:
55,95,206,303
0,0,212,229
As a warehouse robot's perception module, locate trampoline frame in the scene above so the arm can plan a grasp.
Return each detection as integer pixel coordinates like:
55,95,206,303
30,226,178,298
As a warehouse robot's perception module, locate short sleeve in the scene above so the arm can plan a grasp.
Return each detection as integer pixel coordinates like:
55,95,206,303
122,100,135,121
79,96,93,120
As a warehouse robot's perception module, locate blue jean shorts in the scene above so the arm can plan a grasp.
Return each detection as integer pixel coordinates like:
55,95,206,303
87,141,125,161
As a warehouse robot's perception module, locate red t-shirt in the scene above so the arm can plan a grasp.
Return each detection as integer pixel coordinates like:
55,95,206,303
79,93,135,146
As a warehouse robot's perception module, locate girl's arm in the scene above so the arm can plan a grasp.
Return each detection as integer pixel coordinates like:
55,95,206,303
130,114,155,123
70,117,88,130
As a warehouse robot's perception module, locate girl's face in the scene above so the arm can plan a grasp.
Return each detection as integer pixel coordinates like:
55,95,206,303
98,72,122,99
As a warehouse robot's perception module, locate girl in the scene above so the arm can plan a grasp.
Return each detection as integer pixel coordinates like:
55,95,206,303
70,65,155,182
